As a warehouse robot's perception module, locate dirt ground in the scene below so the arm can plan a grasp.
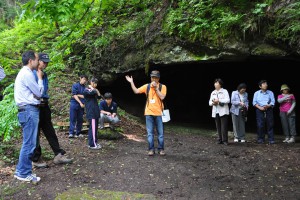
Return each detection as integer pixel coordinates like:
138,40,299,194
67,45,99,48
1,116,300,200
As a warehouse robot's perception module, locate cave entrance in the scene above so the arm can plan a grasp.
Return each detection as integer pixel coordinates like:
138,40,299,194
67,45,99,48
103,57,299,135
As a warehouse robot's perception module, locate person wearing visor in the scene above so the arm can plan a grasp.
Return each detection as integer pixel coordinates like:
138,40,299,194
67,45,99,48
32,53,73,168
125,70,167,156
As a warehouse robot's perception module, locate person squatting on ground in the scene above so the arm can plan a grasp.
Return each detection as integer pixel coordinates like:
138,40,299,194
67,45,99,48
125,70,167,156
83,77,102,150
277,84,297,143
99,92,120,130
209,78,230,145
230,83,249,143
253,80,275,144
69,74,88,138
32,53,73,168
14,50,44,183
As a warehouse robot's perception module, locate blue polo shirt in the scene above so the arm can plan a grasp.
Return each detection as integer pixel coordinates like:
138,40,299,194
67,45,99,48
99,100,118,113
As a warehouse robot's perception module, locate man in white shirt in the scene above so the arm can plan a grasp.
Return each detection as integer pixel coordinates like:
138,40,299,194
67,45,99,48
14,50,44,184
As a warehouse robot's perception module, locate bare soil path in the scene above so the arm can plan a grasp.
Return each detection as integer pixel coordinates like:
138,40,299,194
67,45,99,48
1,117,300,200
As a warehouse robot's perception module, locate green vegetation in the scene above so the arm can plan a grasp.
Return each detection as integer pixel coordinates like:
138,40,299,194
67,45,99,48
0,0,299,142
267,2,300,47
55,187,156,200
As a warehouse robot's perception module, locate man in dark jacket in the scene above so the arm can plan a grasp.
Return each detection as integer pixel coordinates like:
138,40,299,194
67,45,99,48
32,53,73,168
83,77,102,149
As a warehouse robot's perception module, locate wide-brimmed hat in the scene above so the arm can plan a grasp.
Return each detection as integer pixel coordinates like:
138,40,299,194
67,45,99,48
280,84,290,91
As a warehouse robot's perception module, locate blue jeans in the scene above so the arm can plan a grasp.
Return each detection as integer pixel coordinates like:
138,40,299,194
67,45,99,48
146,115,164,151
16,105,40,177
69,102,84,135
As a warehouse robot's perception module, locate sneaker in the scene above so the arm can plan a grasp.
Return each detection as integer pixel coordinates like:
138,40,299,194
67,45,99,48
234,138,239,143
75,134,84,138
287,137,295,143
257,139,264,144
158,150,166,156
32,160,48,168
14,171,36,178
269,140,275,144
99,126,104,130
89,145,101,150
96,143,102,148
283,137,290,143
53,153,73,164
68,134,74,138
148,150,154,156
15,174,41,183
240,139,246,143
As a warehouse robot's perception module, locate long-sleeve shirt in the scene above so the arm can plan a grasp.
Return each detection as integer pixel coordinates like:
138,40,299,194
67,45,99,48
208,88,230,117
230,90,249,115
70,82,86,104
277,94,296,113
0,66,5,81
33,70,49,99
83,88,101,119
252,90,275,107
14,66,44,107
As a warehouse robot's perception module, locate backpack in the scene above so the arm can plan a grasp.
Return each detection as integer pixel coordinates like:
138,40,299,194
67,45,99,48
146,83,162,97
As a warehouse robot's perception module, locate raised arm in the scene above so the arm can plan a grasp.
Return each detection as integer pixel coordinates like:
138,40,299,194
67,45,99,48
125,75,139,94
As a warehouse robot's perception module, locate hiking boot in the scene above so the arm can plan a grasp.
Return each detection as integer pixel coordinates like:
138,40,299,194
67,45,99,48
32,160,48,168
287,137,295,143
53,153,73,164
283,137,289,143
148,150,154,156
15,174,41,184
158,150,166,156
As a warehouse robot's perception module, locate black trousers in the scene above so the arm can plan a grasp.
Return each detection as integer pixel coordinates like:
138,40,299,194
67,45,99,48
32,104,65,162
215,114,229,143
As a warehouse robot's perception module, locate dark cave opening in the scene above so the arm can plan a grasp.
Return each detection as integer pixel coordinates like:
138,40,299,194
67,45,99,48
102,57,299,135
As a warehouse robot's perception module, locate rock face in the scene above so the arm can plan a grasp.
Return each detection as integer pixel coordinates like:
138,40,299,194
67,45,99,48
69,0,299,84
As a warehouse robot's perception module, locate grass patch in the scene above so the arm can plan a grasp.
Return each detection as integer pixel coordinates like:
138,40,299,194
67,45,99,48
55,187,156,200
0,183,27,198
165,123,215,137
